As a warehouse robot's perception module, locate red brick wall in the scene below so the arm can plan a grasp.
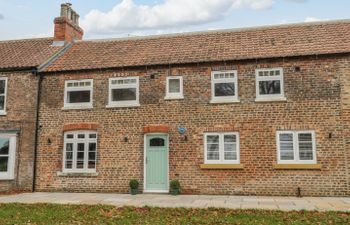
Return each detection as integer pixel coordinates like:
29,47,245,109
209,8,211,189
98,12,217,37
54,17,83,42
36,54,350,196
0,72,38,192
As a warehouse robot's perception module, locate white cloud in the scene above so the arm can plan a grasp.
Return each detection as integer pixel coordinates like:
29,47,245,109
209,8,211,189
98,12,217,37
304,17,326,23
82,0,275,34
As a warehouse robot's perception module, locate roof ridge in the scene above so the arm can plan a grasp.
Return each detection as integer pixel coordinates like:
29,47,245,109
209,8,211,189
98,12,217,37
78,19,350,43
0,37,53,43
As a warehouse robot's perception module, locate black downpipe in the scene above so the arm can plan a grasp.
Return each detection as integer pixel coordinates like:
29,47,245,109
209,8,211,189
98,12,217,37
32,70,42,192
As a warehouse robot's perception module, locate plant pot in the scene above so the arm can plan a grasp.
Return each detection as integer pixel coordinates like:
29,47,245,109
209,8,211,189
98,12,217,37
170,188,180,196
130,188,138,195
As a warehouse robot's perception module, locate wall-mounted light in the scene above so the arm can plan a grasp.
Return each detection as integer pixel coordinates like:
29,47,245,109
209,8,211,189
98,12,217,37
150,74,155,79
47,138,52,145
329,133,332,139
293,66,301,72
124,136,129,142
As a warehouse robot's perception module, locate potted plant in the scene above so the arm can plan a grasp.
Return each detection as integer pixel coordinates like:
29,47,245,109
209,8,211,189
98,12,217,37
170,179,180,196
129,179,139,195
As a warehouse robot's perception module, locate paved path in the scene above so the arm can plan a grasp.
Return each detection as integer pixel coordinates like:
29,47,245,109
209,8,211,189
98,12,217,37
0,192,349,211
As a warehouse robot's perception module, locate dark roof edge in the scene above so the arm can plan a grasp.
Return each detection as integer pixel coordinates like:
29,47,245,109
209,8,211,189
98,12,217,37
0,66,37,73
38,43,74,72
41,51,350,74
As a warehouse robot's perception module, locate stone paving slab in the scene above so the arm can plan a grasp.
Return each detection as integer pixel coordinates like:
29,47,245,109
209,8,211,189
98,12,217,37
0,192,349,212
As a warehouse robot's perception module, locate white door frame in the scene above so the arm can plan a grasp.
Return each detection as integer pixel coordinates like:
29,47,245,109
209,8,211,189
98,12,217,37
143,133,169,193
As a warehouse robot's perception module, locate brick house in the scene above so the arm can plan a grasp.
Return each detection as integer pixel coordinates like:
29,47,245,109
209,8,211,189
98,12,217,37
33,4,350,196
0,3,82,193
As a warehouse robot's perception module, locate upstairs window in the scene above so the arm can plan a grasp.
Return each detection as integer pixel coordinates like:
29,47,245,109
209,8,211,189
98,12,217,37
63,131,97,173
204,132,240,164
108,77,139,107
256,68,285,101
64,80,93,108
277,131,316,164
211,70,238,103
0,78,7,114
165,76,184,99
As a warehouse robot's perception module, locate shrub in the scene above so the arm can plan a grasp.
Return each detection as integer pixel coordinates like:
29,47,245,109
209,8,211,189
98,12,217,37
170,179,180,190
129,179,139,189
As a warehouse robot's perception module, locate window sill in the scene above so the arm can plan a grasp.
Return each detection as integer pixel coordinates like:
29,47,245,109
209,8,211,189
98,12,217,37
164,96,184,100
0,112,7,116
255,97,287,102
61,106,93,110
273,164,321,170
106,103,140,108
200,164,244,169
0,176,15,180
57,171,99,177
210,99,240,104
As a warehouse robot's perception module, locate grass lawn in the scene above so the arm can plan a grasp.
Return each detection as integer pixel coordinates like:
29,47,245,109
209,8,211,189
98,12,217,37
0,203,348,224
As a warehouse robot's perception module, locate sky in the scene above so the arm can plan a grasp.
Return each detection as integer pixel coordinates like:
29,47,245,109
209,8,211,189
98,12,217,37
0,0,349,41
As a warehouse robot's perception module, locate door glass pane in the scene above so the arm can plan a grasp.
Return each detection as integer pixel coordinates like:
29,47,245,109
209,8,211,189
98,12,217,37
0,156,8,172
259,80,281,95
112,88,136,101
214,82,235,97
150,138,165,147
68,90,91,103
279,133,294,160
0,138,9,155
169,79,180,93
298,133,314,160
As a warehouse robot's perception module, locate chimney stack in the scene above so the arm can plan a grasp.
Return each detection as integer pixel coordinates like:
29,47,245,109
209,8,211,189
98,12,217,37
53,3,83,45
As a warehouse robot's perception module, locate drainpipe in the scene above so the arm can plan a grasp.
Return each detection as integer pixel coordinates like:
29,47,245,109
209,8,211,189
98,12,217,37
32,69,42,192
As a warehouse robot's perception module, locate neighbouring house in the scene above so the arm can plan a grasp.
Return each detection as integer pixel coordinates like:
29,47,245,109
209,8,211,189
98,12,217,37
0,3,82,193
33,4,350,196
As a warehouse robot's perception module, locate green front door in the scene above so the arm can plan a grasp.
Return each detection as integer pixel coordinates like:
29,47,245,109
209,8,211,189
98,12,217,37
145,134,169,192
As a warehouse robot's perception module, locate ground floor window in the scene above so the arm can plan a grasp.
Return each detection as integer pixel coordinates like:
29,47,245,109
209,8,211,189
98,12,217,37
204,132,240,164
0,134,16,180
277,130,316,164
63,131,97,173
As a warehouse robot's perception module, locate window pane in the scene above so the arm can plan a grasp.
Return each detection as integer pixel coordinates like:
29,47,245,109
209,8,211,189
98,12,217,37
207,133,219,161
150,138,165,147
214,82,235,97
76,161,84,169
89,143,96,152
0,96,4,110
66,143,73,152
89,134,97,139
78,134,85,139
88,152,96,161
112,88,136,101
0,138,9,155
298,133,314,160
169,79,180,93
207,135,219,143
224,135,236,143
0,156,8,172
224,143,237,160
259,80,281,95
65,161,72,169
77,152,84,160
68,90,91,103
77,143,84,151
279,133,294,160
88,161,96,169
66,134,74,139
0,80,5,94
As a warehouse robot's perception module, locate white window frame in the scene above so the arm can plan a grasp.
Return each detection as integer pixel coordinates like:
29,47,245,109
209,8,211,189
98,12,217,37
0,77,8,115
63,131,97,173
64,79,93,109
276,130,316,164
210,70,239,103
165,76,184,100
0,133,16,180
204,132,240,164
255,68,285,101
107,77,140,108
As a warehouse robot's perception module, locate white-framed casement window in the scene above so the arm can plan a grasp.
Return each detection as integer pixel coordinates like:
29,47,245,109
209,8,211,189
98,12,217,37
0,77,8,115
63,131,97,173
276,131,316,164
211,70,239,103
0,133,16,180
64,79,93,108
204,132,240,164
108,77,140,107
165,76,184,99
255,68,285,101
